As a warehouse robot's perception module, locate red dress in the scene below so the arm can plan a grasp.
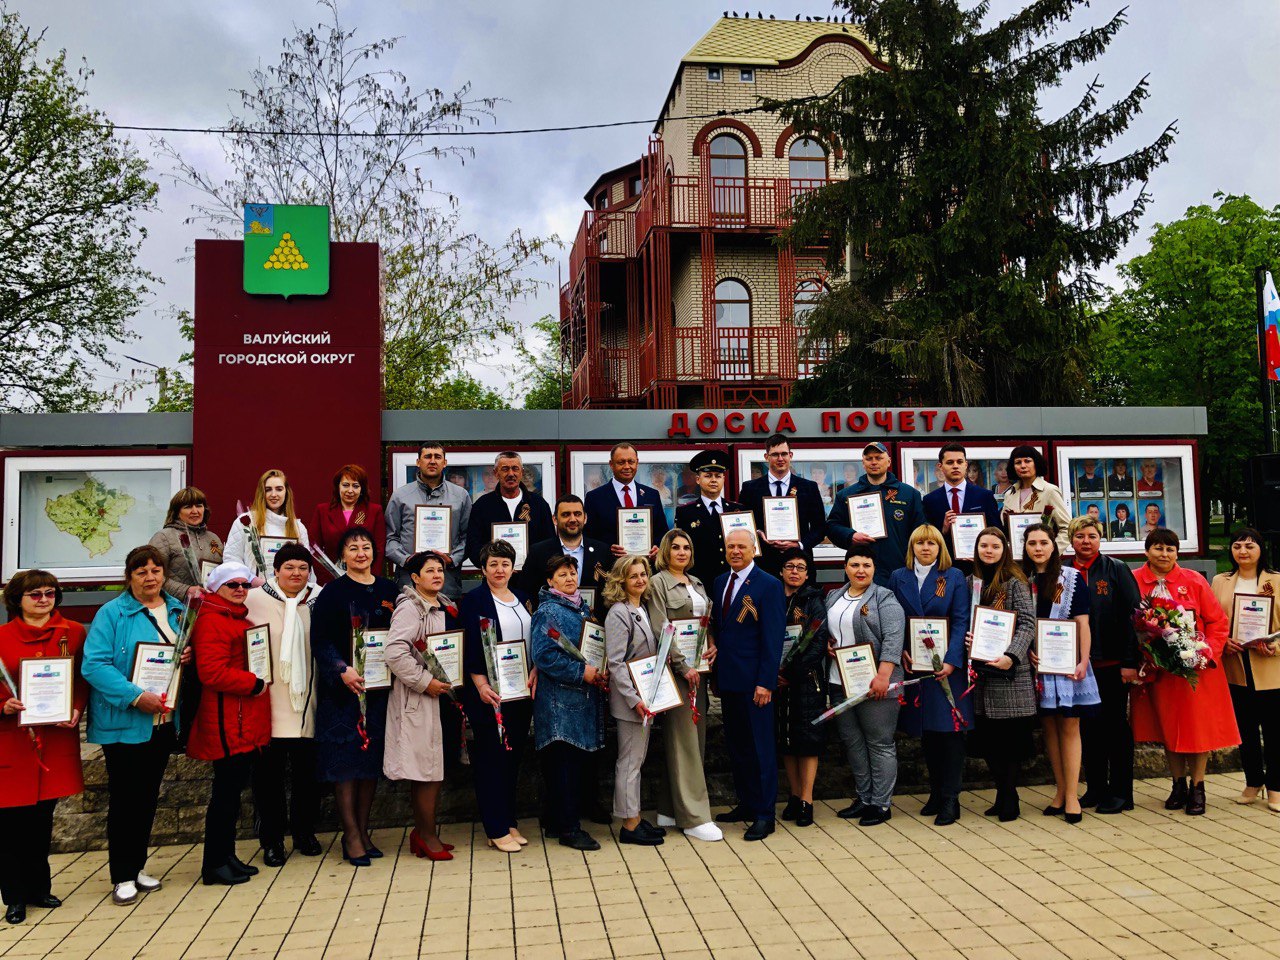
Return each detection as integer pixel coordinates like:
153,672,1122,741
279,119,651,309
310,502,386,570
1131,564,1240,753
0,613,88,808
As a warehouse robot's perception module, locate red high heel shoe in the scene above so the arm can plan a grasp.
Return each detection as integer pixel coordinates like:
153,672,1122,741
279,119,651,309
409,829,453,852
409,829,454,861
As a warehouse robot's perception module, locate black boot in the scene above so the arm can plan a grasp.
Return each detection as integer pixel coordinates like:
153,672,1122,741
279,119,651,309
202,864,250,886
920,794,941,817
780,795,801,821
795,801,814,827
934,798,960,826
1165,777,1188,810
1185,781,1206,816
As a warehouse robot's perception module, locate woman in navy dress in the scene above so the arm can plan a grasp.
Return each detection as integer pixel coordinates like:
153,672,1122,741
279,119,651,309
890,525,971,826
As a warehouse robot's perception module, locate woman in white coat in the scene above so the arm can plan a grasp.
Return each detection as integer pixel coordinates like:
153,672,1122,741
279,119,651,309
225,469,311,575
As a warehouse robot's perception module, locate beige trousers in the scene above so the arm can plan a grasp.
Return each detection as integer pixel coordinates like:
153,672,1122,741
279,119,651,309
613,717,651,819
656,677,713,827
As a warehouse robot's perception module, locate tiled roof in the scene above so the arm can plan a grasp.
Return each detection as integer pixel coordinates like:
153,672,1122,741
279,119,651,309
682,16,872,66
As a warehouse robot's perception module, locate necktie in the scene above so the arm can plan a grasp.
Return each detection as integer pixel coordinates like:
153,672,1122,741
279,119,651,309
622,485,634,508
774,481,783,497
950,487,960,514
723,572,738,611
709,501,719,517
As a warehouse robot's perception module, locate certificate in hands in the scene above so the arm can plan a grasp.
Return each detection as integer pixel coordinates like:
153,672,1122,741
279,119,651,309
1035,619,1078,676
130,642,178,697
413,504,452,554
428,630,465,687
245,624,272,685
1006,514,1039,561
783,624,802,664
579,621,607,671
360,629,391,691
970,606,1017,663
259,537,296,571
720,510,761,556
834,642,877,698
626,655,683,714
762,497,800,541
907,618,948,672
951,513,986,561
493,641,531,701
1232,594,1274,645
847,493,887,540
618,508,654,554
671,617,712,673
18,657,74,726
491,521,530,571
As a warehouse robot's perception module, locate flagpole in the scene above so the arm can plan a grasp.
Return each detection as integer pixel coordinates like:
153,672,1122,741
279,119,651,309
1258,267,1276,454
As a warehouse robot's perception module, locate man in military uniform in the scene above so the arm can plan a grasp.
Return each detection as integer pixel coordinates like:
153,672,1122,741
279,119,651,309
674,449,744,587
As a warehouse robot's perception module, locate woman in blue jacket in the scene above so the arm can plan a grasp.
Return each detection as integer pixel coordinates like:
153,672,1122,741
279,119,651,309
532,554,606,851
82,545,187,907
889,525,972,827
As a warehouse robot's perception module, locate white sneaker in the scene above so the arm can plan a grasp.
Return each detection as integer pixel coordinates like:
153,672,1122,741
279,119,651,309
111,882,138,905
135,872,162,893
655,814,677,827
683,822,723,842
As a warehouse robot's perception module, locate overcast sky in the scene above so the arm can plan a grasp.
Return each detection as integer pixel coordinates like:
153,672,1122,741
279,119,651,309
12,0,1280,408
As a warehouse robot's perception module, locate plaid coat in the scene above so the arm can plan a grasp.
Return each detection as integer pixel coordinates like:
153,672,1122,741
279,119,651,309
970,577,1037,719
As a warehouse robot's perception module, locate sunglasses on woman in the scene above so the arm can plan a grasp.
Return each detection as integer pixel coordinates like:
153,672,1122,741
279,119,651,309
24,589,57,600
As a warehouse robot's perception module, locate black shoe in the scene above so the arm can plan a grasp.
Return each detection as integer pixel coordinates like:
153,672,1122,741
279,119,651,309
262,845,287,868
837,801,867,819
364,844,384,859
294,836,323,857
743,818,775,841
920,795,940,817
998,801,1020,823
715,807,751,823
1078,790,1101,808
202,865,250,886
984,803,1001,816
1095,797,1128,815
858,806,892,827
1065,811,1083,824
1042,805,1064,817
934,799,960,827
5,904,25,924
619,826,663,846
637,818,667,838
227,855,258,877
341,836,370,867
1186,781,1206,816
559,830,600,851
795,801,814,827
26,895,61,909
1165,777,1188,810
780,795,801,821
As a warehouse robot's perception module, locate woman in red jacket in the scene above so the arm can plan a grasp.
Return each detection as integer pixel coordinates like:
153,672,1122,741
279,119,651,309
187,562,272,886
310,464,386,573
0,571,87,925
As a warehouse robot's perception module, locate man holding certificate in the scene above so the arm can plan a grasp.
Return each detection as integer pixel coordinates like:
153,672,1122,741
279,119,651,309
922,444,1002,573
465,451,555,571
583,442,670,558
737,434,826,577
827,442,925,585
385,442,472,596
710,528,786,841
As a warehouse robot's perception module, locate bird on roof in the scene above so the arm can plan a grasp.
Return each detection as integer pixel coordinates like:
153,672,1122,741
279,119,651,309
723,9,728,15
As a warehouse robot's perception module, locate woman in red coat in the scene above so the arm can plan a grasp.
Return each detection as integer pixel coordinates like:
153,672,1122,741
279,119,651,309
310,464,386,573
0,571,87,925
1131,528,1239,815
187,562,272,886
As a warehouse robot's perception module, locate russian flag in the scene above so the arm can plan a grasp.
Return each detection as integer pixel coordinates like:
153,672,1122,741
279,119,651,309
1266,271,1280,381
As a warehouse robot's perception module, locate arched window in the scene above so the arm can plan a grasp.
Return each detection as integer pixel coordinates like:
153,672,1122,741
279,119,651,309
714,279,751,380
788,138,827,180
709,134,747,217
794,279,828,378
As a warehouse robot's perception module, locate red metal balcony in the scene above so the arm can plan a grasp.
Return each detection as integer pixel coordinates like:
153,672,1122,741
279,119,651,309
568,209,638,281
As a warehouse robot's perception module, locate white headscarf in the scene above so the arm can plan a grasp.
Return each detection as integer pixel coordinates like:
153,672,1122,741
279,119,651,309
270,577,311,714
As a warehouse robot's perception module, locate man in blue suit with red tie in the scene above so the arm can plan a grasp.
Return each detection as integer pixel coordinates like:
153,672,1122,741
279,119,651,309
921,443,1002,573
583,442,670,560
711,528,786,840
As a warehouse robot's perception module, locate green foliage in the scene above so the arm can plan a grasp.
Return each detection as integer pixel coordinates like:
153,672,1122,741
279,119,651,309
517,315,567,410
145,309,194,412
0,4,158,412
1097,194,1280,522
774,0,1174,408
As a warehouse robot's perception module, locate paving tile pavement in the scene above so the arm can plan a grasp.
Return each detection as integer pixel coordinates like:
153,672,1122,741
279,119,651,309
2,773,1278,960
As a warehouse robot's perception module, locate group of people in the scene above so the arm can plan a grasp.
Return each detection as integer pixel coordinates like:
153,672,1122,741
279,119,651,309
1,438,1275,925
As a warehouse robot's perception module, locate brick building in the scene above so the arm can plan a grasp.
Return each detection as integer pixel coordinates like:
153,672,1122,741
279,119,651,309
561,16,887,409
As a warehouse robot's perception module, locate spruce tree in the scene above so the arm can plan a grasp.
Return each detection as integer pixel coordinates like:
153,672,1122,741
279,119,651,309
772,0,1174,406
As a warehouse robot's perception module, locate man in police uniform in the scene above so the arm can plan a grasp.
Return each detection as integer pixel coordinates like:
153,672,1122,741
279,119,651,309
674,449,744,586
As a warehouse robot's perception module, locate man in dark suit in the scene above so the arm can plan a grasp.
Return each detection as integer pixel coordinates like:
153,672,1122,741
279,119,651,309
737,433,826,576
828,442,925,586
712,527,786,841
922,442,1003,573
522,494,611,612
673,448,744,587
583,442,670,558
464,451,555,570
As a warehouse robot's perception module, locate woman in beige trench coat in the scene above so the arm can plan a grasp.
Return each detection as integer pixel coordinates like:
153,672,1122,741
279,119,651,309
385,552,458,861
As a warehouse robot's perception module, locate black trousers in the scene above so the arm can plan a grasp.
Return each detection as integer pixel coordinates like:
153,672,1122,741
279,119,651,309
204,752,257,874
252,738,319,847
921,731,966,802
541,740,587,837
540,746,603,826
973,715,1034,813
462,695,532,840
101,725,174,885
1230,684,1280,790
0,799,56,906
1081,664,1134,804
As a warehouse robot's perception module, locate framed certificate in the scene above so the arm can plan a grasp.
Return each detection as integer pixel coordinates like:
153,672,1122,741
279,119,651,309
245,624,272,685
720,510,761,556
907,618,948,672
493,640,531,701
951,513,986,562
626,655,684,714
761,497,800,541
847,493,887,540
18,657,74,726
427,630,465,687
1006,514,1039,561
579,587,597,610
130,642,177,696
579,621,607,671
1232,594,1274,645
618,507,653,554
360,629,391,691
413,504,452,554
834,642,877,698
1035,619,1078,676
199,560,219,585
671,617,711,673
970,606,1017,662
783,624,802,664
491,521,529,571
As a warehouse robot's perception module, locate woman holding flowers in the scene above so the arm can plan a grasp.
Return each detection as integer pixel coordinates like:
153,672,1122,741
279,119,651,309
384,552,456,861
149,486,223,601
533,554,606,851
890,526,971,827
458,539,533,854
225,469,311,576
0,571,87,925
1019,524,1098,823
1000,445,1069,552
644,529,720,841
774,547,828,828
1132,528,1237,815
310,527,396,865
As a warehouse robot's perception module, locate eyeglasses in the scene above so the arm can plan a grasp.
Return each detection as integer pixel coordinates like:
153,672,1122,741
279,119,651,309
781,564,808,573
766,452,792,459
24,589,57,600
224,581,252,591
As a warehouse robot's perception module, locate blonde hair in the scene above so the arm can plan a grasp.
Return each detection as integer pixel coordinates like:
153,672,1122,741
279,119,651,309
1068,514,1105,539
249,469,300,539
905,524,952,571
655,528,693,572
602,554,651,606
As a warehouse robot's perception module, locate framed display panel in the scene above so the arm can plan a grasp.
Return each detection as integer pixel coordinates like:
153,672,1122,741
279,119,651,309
3,453,188,583
568,446,711,531
897,442,1048,499
1052,441,1201,556
733,443,879,562
388,447,558,570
